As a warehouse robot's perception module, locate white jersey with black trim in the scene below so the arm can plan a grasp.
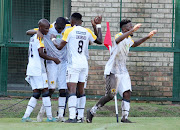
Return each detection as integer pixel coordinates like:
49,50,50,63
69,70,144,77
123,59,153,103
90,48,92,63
26,34,46,76
104,32,134,75
43,22,71,63
62,25,97,68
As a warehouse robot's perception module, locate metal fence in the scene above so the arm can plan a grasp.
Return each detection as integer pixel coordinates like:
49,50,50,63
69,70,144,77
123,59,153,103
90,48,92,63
0,0,179,101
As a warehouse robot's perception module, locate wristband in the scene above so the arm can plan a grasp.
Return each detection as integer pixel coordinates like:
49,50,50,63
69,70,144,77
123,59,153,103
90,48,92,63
96,24,101,28
51,38,56,42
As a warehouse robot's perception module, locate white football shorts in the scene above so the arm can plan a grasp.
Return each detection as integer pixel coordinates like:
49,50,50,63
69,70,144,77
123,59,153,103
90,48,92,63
46,61,67,90
66,67,88,83
116,72,132,97
25,73,48,90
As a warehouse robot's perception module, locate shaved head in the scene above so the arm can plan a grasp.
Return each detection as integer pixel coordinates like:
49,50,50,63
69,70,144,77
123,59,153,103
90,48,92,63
38,19,50,35
38,19,50,27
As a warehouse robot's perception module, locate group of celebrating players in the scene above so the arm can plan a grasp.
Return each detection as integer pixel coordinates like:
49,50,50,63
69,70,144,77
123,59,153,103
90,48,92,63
22,12,156,123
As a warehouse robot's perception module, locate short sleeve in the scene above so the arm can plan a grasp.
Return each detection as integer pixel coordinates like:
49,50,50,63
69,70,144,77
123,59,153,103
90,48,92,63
85,28,97,42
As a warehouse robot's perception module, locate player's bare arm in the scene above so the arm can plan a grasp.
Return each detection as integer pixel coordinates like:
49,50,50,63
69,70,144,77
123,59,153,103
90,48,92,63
38,47,60,64
53,40,67,50
91,17,98,36
50,34,67,50
115,23,141,44
26,29,44,39
132,30,157,47
26,29,37,36
93,16,102,44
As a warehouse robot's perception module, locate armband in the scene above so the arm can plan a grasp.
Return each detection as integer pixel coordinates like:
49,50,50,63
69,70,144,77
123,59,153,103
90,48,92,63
51,38,56,42
96,24,101,28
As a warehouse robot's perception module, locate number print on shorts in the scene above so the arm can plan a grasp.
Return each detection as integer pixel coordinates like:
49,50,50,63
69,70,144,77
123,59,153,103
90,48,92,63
78,40,83,54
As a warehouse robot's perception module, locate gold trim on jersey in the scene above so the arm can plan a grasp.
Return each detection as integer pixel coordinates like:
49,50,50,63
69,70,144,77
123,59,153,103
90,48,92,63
50,24,53,28
38,38,45,47
62,26,75,41
85,28,97,40
115,32,122,40
66,24,71,27
115,32,134,43
34,28,38,31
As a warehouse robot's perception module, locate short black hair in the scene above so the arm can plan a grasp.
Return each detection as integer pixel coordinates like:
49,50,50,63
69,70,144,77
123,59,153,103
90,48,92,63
71,12,83,21
120,19,131,28
56,17,66,28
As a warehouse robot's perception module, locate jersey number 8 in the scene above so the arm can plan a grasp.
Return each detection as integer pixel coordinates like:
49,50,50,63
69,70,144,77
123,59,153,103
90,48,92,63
78,40,83,54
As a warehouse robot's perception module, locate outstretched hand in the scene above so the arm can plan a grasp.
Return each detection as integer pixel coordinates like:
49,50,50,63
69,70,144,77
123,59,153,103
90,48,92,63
92,16,102,25
148,30,157,39
133,24,142,32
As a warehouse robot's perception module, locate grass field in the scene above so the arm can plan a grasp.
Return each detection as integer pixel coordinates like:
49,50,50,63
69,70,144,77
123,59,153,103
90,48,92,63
0,117,180,130
0,98,180,129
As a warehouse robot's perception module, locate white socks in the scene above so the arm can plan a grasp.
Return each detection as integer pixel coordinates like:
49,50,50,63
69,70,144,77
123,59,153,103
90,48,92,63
68,95,77,119
77,95,86,119
42,96,52,119
90,105,98,115
58,97,66,118
121,99,130,119
23,97,37,118
39,104,45,114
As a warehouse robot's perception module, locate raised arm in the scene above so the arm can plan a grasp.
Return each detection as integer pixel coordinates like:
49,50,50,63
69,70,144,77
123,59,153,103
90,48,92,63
115,24,141,44
93,16,102,44
132,30,157,47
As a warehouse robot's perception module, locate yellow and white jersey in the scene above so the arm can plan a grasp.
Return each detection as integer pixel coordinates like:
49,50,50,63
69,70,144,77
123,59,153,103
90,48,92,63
62,25,97,68
104,32,134,75
26,34,46,76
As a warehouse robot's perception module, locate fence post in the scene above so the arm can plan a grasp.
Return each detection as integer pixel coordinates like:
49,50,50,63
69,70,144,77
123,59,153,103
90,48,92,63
0,0,10,96
173,0,180,102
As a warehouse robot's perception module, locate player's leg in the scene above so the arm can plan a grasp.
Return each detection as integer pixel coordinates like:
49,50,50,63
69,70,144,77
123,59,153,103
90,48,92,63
22,76,41,122
57,89,67,122
37,62,57,122
56,62,67,122
117,73,132,123
22,89,40,122
86,73,116,123
76,82,85,123
41,88,56,122
76,68,88,123
65,68,79,123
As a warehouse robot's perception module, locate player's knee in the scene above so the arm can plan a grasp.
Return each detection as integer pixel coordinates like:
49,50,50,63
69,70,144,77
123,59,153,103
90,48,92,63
42,91,49,97
33,92,41,99
59,91,67,97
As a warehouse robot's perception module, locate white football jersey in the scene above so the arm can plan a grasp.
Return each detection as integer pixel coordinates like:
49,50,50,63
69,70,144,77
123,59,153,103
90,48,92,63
62,26,97,68
43,23,71,63
26,34,46,76
104,32,134,75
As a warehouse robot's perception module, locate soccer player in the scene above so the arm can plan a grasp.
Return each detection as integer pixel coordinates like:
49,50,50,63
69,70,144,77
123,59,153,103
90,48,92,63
53,12,102,123
86,19,157,123
22,19,59,122
26,17,71,122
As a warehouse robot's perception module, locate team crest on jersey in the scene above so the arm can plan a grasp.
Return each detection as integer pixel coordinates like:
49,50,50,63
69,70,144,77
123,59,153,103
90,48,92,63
56,35,61,39
51,81,54,84
111,89,116,94
45,80,48,83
